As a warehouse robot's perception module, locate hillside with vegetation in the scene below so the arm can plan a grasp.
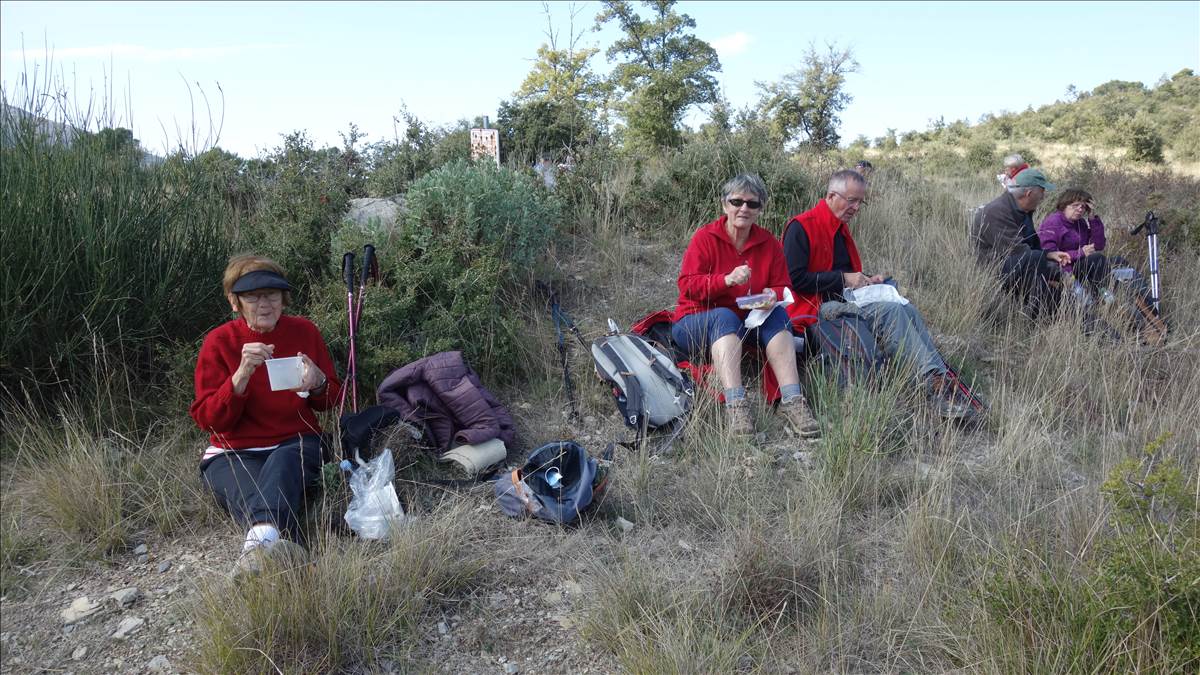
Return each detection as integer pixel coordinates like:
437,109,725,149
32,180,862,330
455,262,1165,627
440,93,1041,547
856,68,1200,170
2,2,1197,673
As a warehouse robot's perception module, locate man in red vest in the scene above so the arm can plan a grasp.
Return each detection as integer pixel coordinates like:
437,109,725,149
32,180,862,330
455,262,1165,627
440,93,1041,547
782,169,969,418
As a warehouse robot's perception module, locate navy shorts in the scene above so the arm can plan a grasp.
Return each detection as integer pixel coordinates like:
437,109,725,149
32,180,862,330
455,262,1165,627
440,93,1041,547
671,306,792,360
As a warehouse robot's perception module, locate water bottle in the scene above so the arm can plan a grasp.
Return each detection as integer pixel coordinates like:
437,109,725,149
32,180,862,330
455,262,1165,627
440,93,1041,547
545,467,563,488
1071,280,1090,307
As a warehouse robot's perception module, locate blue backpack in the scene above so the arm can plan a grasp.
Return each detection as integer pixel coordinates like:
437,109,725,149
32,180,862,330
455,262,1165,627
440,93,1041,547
494,442,600,524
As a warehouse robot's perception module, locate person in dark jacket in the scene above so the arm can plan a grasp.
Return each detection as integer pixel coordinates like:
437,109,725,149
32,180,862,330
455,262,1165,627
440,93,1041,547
782,169,969,419
970,168,1071,319
1038,188,1113,304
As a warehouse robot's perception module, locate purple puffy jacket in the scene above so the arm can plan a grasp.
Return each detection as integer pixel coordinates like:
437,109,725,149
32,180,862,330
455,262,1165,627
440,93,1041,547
377,351,516,452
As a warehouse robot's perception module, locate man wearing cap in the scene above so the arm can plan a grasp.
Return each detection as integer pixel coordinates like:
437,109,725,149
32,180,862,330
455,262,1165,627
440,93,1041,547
971,168,1071,318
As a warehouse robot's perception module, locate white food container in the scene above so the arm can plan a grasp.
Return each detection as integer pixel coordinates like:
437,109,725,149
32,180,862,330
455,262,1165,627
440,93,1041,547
265,356,304,391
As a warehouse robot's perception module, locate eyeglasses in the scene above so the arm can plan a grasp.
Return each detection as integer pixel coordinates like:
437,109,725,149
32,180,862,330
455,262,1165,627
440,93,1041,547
239,290,283,304
832,191,868,207
727,198,763,210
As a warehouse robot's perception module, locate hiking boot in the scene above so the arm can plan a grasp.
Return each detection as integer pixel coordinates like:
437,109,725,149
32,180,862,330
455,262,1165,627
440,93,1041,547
725,399,754,436
927,373,970,420
231,539,311,583
778,396,820,439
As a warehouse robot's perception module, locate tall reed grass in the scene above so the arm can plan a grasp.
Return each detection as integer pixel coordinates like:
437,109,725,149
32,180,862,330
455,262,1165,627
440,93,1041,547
1,67,232,403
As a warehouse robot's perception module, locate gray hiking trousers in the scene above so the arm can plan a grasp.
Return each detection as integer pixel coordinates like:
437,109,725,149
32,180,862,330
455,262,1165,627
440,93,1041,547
820,300,945,378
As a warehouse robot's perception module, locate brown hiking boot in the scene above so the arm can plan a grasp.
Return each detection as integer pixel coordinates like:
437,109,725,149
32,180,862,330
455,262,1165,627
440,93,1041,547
927,373,970,420
778,396,820,439
725,399,754,436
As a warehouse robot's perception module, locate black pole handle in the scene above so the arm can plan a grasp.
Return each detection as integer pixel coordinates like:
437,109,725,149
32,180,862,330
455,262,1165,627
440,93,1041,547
342,252,356,293
360,244,377,286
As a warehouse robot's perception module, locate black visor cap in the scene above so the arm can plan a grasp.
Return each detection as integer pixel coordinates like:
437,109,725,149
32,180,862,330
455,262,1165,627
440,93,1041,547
231,270,291,294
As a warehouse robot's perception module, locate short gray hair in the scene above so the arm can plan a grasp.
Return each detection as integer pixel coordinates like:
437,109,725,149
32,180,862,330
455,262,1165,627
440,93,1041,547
1007,185,1034,197
721,174,768,205
1003,153,1025,169
828,169,867,195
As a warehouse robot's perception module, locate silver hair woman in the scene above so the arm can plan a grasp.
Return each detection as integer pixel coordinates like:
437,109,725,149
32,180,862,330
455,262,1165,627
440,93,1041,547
668,173,821,438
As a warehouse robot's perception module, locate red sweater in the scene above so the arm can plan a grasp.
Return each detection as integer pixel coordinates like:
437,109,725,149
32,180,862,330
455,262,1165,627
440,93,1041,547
673,216,793,322
190,315,341,451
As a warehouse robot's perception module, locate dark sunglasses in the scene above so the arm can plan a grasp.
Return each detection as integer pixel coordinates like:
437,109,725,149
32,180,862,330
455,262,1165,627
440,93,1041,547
727,198,763,209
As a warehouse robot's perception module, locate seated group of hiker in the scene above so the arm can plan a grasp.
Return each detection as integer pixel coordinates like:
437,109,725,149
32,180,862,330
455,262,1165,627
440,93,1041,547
189,161,1109,576
673,170,976,438
971,164,1111,319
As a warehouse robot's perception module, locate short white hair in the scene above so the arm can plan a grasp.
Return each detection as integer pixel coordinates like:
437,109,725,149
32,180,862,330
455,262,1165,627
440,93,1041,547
828,169,867,195
1007,185,1034,197
1003,153,1025,169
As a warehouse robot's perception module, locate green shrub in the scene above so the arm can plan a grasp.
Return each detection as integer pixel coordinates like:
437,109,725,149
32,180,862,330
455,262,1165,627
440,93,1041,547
242,131,360,299
314,160,560,388
1124,114,1166,164
979,436,1199,673
0,104,231,402
1094,438,1199,671
965,138,997,172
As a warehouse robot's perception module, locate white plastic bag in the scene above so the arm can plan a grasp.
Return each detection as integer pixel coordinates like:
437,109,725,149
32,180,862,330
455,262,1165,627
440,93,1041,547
843,283,909,308
343,448,405,540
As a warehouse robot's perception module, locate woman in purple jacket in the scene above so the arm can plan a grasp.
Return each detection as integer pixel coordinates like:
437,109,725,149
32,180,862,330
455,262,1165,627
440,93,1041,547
1038,188,1112,302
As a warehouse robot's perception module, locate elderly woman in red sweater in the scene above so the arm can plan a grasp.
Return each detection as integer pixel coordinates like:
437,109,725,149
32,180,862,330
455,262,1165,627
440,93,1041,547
190,254,341,577
671,174,820,438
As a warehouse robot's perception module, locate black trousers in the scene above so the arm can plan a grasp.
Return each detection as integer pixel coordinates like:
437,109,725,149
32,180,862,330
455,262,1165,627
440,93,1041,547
1000,250,1062,319
1075,252,1110,291
201,434,323,539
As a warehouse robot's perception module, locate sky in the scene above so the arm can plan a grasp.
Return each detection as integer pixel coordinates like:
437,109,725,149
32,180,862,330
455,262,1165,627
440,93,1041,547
2,0,1197,158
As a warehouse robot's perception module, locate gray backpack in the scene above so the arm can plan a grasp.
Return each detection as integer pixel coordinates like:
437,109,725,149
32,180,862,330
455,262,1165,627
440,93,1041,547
591,319,693,436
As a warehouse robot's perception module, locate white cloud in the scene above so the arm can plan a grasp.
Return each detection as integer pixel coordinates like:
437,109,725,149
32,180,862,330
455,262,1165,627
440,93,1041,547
710,31,753,57
3,43,288,63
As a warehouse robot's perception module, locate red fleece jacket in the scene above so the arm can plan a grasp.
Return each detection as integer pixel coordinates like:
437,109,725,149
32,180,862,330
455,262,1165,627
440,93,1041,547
673,215,793,322
190,314,341,452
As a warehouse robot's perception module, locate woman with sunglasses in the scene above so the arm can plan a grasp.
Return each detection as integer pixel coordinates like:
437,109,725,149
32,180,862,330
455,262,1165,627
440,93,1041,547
1038,188,1112,304
190,254,341,580
671,174,820,438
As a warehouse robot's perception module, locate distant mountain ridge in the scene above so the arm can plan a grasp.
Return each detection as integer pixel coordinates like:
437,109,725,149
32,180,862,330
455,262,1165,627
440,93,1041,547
865,69,1200,169
1,102,164,165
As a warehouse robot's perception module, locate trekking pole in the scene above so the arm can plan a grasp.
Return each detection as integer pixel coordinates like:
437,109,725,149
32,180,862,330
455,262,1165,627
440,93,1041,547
354,244,378,328
350,243,378,411
340,252,358,416
1130,211,1162,314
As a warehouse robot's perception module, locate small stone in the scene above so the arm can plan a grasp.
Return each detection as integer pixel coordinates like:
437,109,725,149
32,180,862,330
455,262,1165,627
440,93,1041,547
111,616,145,640
562,580,582,596
61,596,103,624
677,539,693,552
71,646,88,661
132,544,149,556
156,561,171,573
542,590,563,606
505,664,520,674
437,621,449,635
147,655,172,672
584,416,597,425
109,587,141,609
614,516,635,533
